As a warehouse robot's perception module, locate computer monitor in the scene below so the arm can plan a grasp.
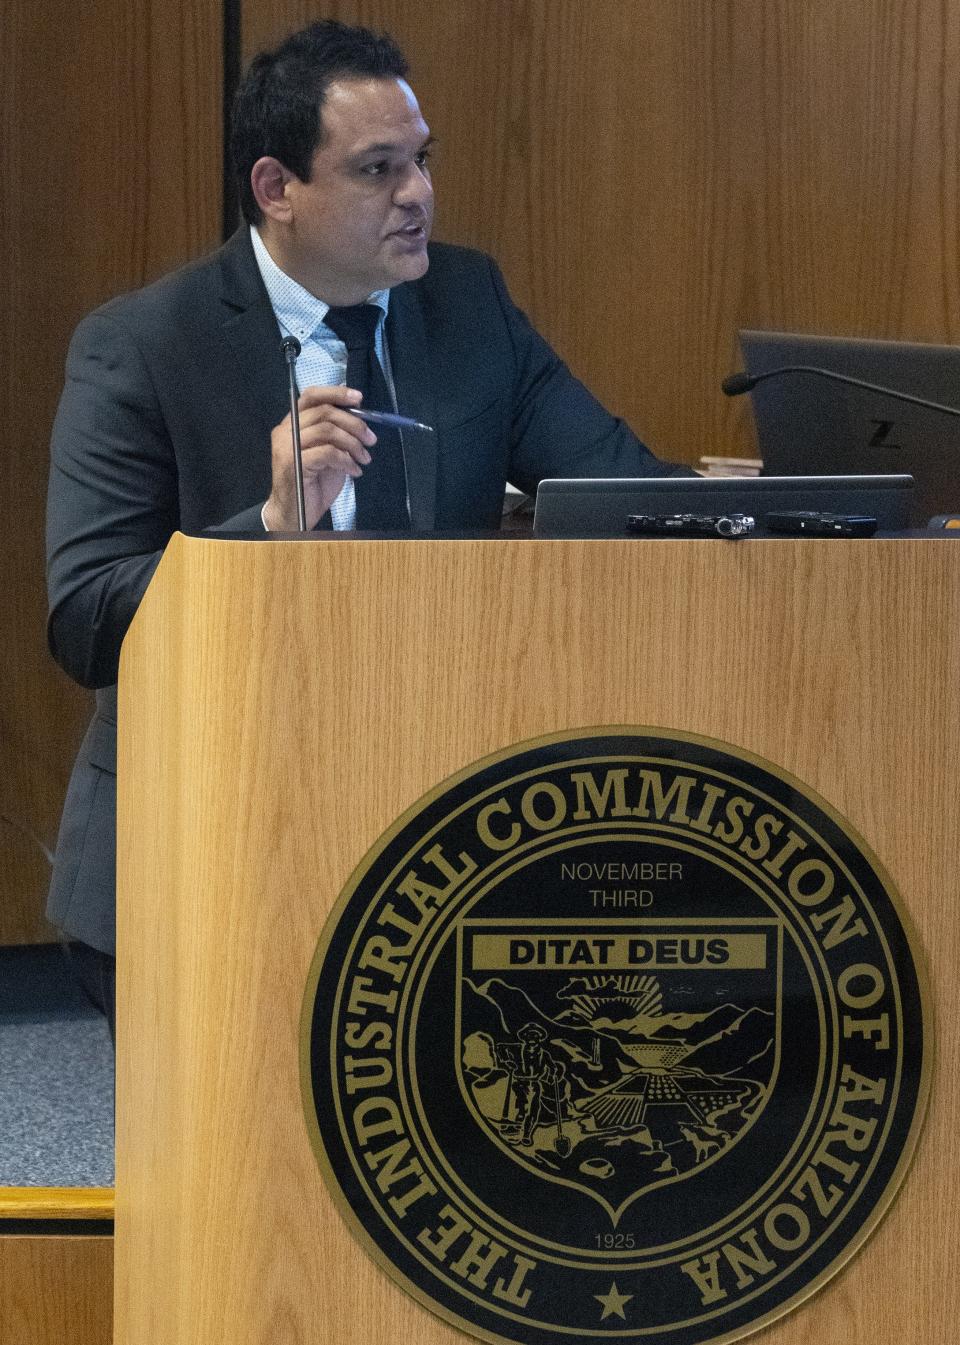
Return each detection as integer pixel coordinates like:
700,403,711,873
532,475,913,537
739,329,960,523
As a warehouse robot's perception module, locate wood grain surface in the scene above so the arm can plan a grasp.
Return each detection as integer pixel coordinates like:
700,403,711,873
242,0,960,462
0,1235,112,1345
115,534,959,1345
0,0,222,942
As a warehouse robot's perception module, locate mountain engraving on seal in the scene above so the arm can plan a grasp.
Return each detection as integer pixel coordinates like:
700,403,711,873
456,919,781,1221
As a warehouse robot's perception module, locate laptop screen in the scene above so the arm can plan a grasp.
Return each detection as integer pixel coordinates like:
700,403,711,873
739,329,960,523
532,475,913,537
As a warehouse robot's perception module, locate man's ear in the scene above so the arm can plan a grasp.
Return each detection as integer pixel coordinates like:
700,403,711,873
250,156,294,223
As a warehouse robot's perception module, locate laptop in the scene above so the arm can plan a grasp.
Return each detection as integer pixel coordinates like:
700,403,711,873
532,474,913,537
739,329,960,523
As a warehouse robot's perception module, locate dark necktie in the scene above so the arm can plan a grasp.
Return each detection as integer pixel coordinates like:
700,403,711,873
323,304,410,531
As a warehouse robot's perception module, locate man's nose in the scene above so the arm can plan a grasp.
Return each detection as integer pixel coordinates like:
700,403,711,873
394,161,433,207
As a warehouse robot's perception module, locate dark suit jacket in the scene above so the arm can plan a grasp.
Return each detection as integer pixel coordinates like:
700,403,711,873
46,228,685,953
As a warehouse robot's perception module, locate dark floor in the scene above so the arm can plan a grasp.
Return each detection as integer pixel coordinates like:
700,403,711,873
0,944,114,1185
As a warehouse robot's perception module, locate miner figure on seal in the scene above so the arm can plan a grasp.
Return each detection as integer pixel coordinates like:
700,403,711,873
496,1023,566,1147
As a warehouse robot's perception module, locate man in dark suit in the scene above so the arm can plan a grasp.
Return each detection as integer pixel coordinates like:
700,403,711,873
46,19,690,1020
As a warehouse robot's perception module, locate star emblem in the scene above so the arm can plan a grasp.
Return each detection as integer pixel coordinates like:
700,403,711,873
594,1280,633,1320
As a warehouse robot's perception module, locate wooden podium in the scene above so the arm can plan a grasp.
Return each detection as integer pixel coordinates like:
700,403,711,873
115,533,959,1345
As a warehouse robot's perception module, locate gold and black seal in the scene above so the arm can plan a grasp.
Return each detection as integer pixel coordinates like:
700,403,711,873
302,728,929,1345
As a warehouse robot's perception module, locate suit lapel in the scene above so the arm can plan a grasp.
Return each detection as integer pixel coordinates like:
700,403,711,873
216,229,289,437
388,281,438,531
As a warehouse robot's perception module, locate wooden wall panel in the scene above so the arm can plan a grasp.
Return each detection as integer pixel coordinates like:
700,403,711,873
0,0,223,942
0,1235,113,1345
241,0,960,463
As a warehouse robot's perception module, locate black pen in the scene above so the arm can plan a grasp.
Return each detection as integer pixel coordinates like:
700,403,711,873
347,407,434,433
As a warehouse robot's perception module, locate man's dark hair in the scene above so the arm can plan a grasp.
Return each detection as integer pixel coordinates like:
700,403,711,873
230,19,409,225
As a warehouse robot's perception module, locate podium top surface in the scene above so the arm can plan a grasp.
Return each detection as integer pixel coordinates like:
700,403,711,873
196,527,960,542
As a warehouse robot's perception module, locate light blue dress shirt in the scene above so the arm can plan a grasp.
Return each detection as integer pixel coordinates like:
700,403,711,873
250,226,394,530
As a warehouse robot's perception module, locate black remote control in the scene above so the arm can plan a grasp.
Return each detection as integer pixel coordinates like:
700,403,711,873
764,512,877,537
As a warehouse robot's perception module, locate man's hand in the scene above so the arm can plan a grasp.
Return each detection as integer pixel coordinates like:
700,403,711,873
263,385,377,530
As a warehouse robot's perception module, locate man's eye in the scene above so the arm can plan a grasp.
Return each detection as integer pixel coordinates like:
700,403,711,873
414,148,432,169
361,161,389,176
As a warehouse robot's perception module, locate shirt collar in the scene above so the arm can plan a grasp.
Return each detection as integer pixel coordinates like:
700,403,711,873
250,225,390,341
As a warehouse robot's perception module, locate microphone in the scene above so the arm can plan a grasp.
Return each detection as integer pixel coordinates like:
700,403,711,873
280,336,307,532
722,364,960,419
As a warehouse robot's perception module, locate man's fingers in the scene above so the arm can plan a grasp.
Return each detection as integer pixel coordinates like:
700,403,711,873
298,384,363,410
297,403,377,448
299,444,365,478
298,420,374,464
268,386,379,526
